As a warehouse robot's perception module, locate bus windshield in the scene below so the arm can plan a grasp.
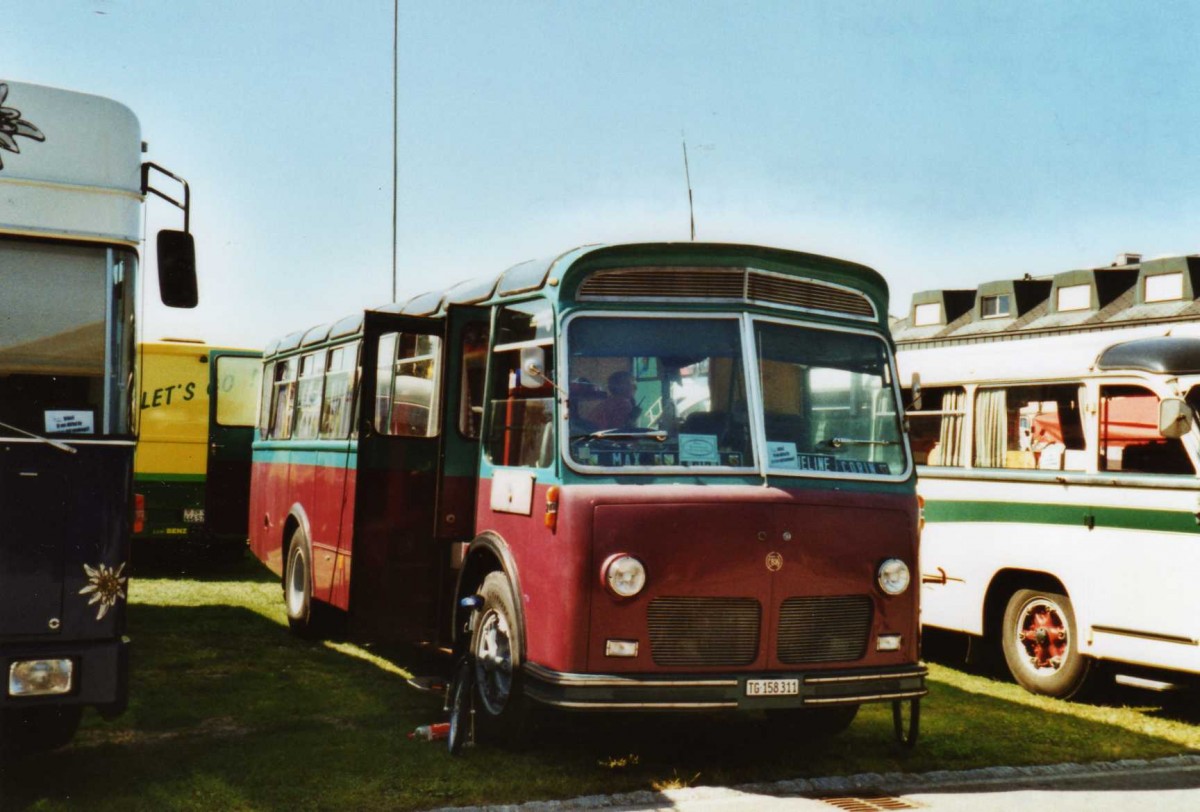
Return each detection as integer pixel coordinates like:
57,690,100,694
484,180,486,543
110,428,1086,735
566,315,906,476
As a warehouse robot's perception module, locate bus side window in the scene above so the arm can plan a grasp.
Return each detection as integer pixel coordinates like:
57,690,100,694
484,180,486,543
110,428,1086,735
293,351,326,440
258,360,275,439
905,386,966,466
320,341,358,439
375,332,441,437
1100,385,1193,475
458,322,488,439
485,304,555,468
269,358,296,439
974,383,1085,471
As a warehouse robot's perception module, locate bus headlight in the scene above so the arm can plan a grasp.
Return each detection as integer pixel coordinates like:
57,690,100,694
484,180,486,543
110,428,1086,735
9,659,73,696
603,554,646,598
877,559,911,596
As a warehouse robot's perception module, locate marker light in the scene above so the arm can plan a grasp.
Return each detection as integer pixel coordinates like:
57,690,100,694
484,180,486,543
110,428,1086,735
603,554,647,598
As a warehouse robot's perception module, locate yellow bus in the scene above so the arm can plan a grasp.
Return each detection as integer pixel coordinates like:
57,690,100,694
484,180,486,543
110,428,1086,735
134,340,261,553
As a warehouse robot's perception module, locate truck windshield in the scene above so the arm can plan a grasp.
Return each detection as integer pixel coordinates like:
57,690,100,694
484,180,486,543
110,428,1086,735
566,314,906,476
0,239,133,437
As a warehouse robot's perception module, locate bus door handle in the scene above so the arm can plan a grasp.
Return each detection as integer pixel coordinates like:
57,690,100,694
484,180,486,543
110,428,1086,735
210,443,224,450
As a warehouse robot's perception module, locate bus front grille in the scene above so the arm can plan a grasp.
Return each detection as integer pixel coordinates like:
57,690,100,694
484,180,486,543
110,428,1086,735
647,597,761,666
777,596,873,664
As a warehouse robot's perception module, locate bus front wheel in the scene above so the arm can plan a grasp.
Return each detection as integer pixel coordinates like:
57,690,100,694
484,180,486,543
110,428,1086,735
1,706,83,752
284,528,315,637
1001,588,1093,699
470,572,528,742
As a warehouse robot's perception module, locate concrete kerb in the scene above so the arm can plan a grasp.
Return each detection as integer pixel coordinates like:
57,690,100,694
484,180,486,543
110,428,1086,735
431,754,1200,812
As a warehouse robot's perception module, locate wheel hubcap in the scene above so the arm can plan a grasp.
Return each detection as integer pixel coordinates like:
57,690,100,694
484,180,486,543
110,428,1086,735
1016,598,1069,675
474,608,513,715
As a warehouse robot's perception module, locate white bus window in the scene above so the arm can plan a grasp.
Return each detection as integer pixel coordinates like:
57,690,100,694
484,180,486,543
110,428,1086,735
320,342,358,439
973,384,1085,470
1099,385,1192,475
375,332,441,437
293,351,326,440
906,386,966,466
269,359,296,439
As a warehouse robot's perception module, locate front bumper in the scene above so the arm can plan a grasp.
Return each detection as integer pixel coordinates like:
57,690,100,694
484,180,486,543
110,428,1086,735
1,636,129,715
523,662,927,711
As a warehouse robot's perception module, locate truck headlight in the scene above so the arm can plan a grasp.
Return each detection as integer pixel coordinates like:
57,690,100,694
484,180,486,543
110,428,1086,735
603,554,646,598
877,558,911,596
9,659,73,696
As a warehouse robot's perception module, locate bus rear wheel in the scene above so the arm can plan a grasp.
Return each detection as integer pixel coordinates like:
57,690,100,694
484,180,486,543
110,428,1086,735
470,572,528,743
1002,588,1093,699
284,528,315,637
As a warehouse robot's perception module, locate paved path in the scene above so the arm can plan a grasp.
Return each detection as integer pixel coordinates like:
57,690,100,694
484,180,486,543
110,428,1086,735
435,754,1200,811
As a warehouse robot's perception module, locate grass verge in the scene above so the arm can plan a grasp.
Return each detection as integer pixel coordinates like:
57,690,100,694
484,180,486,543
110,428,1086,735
2,554,1197,810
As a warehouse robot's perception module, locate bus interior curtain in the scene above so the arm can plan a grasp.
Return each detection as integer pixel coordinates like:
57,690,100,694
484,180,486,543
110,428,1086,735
938,389,967,466
974,389,1007,468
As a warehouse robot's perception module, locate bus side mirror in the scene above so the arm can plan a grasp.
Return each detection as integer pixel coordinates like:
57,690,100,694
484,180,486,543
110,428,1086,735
1159,397,1193,439
157,229,198,308
520,346,546,389
910,372,923,412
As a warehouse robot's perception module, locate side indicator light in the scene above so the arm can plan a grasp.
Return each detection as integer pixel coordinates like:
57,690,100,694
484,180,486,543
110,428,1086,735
917,494,926,537
544,485,559,531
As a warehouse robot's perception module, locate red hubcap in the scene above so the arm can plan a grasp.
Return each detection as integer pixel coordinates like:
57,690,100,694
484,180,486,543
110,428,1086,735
1019,602,1068,671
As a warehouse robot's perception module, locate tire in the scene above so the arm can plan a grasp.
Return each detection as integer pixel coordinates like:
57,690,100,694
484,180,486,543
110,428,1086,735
1,706,83,752
765,704,859,738
284,527,315,637
470,572,528,742
1002,588,1093,699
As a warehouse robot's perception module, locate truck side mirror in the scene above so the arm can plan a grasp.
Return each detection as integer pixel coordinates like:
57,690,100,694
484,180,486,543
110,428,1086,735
1159,397,1193,439
157,229,198,308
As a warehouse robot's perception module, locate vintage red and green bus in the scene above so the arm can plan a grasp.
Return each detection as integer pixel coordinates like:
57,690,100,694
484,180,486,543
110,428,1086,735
249,242,925,744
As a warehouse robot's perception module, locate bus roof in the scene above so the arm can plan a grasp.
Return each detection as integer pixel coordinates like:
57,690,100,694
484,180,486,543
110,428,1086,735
263,242,890,358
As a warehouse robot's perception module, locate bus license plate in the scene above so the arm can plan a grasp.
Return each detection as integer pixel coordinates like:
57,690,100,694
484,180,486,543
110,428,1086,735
183,508,205,524
745,678,799,697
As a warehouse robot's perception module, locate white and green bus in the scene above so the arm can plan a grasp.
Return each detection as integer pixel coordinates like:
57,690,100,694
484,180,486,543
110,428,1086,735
894,252,1200,698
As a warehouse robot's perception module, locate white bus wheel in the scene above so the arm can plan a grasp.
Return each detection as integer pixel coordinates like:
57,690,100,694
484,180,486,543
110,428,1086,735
284,528,315,637
470,572,529,743
1001,588,1093,699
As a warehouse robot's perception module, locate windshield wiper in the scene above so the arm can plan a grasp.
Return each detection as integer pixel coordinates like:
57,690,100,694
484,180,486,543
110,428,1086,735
824,436,899,450
0,419,78,454
572,428,669,443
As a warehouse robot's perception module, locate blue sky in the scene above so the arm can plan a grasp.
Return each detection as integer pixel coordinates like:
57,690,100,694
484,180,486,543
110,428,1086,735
8,1,1200,347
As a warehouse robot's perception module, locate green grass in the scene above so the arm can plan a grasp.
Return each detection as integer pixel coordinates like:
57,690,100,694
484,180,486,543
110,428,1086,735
3,555,1198,810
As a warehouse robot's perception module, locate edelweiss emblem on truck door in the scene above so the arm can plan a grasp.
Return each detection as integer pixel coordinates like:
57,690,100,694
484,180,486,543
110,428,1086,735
766,552,784,572
0,83,46,170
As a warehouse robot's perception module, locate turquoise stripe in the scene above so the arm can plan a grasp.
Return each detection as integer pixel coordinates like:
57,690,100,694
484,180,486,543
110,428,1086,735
926,500,1200,535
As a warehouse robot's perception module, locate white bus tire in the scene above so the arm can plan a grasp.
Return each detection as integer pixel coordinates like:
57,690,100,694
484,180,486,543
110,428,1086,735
1002,588,1093,699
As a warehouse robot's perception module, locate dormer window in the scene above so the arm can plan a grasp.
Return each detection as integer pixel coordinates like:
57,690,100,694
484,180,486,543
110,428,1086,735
1056,284,1091,312
980,294,1011,319
913,302,941,326
1145,272,1184,303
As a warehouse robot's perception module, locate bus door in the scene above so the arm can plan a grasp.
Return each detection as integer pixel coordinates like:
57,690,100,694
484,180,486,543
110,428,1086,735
435,305,491,540
350,311,446,640
205,350,261,540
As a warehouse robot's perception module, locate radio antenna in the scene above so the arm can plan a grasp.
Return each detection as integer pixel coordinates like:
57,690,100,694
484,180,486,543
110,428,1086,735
681,131,696,241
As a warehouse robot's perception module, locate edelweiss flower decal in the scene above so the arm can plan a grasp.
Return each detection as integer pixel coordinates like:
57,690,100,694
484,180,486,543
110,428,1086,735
79,562,128,620
0,82,46,170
